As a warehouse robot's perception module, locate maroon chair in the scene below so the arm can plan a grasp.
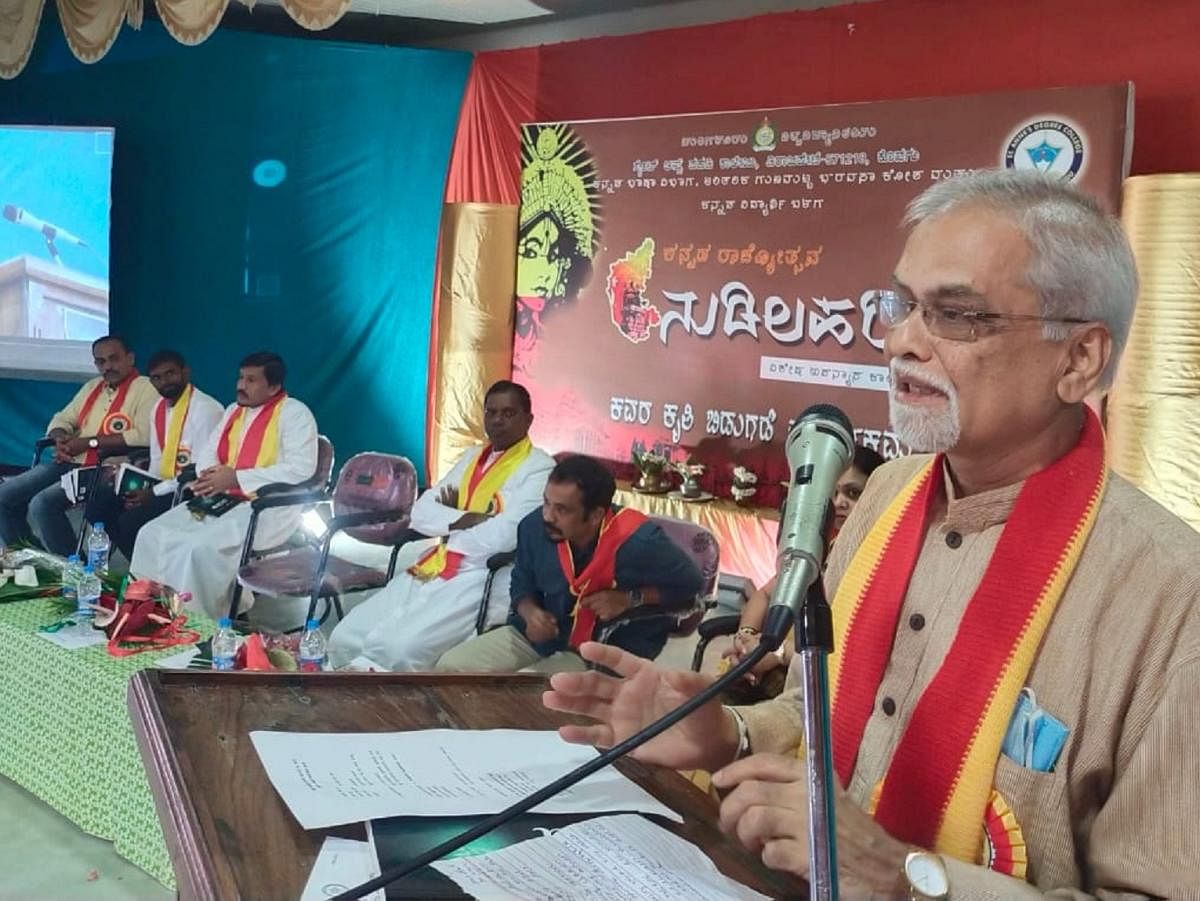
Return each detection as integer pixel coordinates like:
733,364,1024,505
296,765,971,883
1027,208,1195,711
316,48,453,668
232,451,417,627
593,514,721,649
476,513,722,660
226,435,337,619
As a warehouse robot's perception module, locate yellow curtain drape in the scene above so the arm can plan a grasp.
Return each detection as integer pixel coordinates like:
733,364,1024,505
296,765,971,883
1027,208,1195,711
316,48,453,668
2,0,350,75
153,0,228,45
427,201,519,483
55,0,141,64
1109,174,1200,531
279,0,349,31
0,0,45,79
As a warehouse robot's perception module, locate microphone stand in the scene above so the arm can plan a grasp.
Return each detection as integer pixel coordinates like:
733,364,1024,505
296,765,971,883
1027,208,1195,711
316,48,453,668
794,577,839,901
331,639,788,900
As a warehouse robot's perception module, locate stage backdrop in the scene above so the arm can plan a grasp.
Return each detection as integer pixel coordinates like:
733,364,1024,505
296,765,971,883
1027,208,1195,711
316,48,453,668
513,84,1131,507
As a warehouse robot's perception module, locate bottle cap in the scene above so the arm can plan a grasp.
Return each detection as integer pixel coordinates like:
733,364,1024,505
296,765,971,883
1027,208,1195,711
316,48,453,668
67,554,79,562
305,619,319,631
218,617,232,628
93,522,104,529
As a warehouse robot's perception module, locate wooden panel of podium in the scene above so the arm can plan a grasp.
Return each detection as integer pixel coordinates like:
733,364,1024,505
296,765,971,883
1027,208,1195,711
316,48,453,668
128,670,804,899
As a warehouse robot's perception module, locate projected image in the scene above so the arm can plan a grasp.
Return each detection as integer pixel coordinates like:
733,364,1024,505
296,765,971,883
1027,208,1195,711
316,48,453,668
0,125,113,378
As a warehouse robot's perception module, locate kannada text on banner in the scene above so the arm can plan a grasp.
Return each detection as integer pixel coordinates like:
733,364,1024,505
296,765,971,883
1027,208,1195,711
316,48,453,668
513,85,1131,505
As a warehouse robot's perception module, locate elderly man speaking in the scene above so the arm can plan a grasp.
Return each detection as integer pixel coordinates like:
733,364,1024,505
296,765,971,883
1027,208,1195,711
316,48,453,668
544,170,1200,899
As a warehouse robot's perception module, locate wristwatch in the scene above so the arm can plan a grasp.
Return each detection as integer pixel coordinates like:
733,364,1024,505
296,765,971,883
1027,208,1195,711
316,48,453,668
904,851,950,900
87,438,99,450
628,587,645,609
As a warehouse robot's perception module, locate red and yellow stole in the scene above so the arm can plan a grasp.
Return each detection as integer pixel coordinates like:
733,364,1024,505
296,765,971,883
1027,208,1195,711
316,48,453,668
214,393,287,498
827,409,1107,868
76,371,140,464
561,508,648,648
409,437,534,581
152,384,194,478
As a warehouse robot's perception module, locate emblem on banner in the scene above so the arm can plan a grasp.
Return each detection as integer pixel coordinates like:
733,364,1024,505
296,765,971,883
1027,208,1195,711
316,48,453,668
751,117,778,152
1003,118,1085,181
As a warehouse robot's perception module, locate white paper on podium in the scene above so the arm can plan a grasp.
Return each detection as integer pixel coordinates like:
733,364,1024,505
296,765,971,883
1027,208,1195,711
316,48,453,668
432,813,771,901
250,729,680,830
299,829,384,901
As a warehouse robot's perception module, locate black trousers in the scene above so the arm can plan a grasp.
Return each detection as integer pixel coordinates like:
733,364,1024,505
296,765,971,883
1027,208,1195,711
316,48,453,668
86,484,174,562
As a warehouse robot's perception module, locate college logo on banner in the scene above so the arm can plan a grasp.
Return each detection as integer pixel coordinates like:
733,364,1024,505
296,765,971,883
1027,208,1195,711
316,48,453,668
1003,118,1086,181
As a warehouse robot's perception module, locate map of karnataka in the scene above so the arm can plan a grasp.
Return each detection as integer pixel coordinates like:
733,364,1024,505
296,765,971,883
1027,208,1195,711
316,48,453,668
607,237,660,344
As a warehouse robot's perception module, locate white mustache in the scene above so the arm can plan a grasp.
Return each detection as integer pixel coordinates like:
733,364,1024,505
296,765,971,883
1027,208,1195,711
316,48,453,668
890,359,956,397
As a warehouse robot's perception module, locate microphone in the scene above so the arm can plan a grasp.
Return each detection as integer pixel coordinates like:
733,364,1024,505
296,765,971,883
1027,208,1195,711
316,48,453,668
763,404,854,642
2,204,88,246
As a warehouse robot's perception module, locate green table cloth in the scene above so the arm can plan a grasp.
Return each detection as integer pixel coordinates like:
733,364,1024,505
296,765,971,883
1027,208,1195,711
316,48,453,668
0,597,213,888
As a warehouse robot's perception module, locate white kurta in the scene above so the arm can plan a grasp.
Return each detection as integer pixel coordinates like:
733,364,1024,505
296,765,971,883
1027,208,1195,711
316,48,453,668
146,387,225,496
129,396,319,620
327,444,555,671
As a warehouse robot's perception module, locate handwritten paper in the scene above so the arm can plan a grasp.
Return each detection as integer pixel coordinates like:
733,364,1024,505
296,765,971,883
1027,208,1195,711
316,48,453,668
432,814,770,901
250,729,679,830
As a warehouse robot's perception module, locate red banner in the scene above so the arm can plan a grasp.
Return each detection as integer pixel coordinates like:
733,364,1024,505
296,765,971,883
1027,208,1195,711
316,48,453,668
513,85,1131,507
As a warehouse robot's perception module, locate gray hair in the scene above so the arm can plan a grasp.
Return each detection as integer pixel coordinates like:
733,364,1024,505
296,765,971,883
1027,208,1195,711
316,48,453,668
904,169,1138,388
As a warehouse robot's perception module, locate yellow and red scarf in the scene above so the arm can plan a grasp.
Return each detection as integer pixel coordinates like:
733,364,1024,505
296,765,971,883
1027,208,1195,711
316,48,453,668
214,392,287,499
560,507,648,648
76,371,139,464
152,384,194,479
827,409,1106,870
409,437,534,581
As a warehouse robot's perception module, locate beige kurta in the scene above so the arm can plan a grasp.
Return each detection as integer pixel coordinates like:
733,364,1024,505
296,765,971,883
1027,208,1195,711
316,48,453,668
46,374,158,461
740,456,1200,899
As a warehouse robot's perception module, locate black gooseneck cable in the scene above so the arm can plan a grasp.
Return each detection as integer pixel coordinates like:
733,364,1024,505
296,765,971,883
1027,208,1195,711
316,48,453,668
331,610,791,900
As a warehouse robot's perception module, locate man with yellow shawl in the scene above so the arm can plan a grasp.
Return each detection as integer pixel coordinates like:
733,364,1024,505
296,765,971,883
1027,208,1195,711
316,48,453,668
543,170,1200,898
130,351,318,619
328,381,554,671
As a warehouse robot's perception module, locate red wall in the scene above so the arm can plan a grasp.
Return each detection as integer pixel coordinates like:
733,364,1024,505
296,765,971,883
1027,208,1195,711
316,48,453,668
486,0,1199,177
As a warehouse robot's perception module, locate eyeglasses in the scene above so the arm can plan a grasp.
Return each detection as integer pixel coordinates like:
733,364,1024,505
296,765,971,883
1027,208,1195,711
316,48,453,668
871,289,1090,343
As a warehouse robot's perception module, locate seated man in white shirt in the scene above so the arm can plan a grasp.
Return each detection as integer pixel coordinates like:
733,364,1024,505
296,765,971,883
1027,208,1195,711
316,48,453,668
328,381,554,671
85,349,224,562
130,351,318,620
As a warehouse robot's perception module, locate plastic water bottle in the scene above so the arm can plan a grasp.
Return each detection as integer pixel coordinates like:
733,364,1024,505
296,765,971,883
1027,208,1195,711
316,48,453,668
61,554,82,607
86,522,111,574
298,619,327,673
76,564,101,621
212,618,238,671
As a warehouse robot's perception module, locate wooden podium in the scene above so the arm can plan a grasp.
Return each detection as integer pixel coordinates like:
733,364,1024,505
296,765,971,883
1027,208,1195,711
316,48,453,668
128,670,804,900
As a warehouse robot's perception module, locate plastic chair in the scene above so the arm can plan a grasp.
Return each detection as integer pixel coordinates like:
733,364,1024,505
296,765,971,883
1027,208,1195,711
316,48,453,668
592,515,721,650
232,451,419,627
476,514,724,660
689,573,757,671
225,434,337,619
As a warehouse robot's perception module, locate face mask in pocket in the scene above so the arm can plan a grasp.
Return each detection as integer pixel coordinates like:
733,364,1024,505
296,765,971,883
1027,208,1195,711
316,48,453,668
1001,687,1069,773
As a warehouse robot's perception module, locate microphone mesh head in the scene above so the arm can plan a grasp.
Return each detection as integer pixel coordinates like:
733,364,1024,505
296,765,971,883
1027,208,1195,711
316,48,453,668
796,403,853,435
